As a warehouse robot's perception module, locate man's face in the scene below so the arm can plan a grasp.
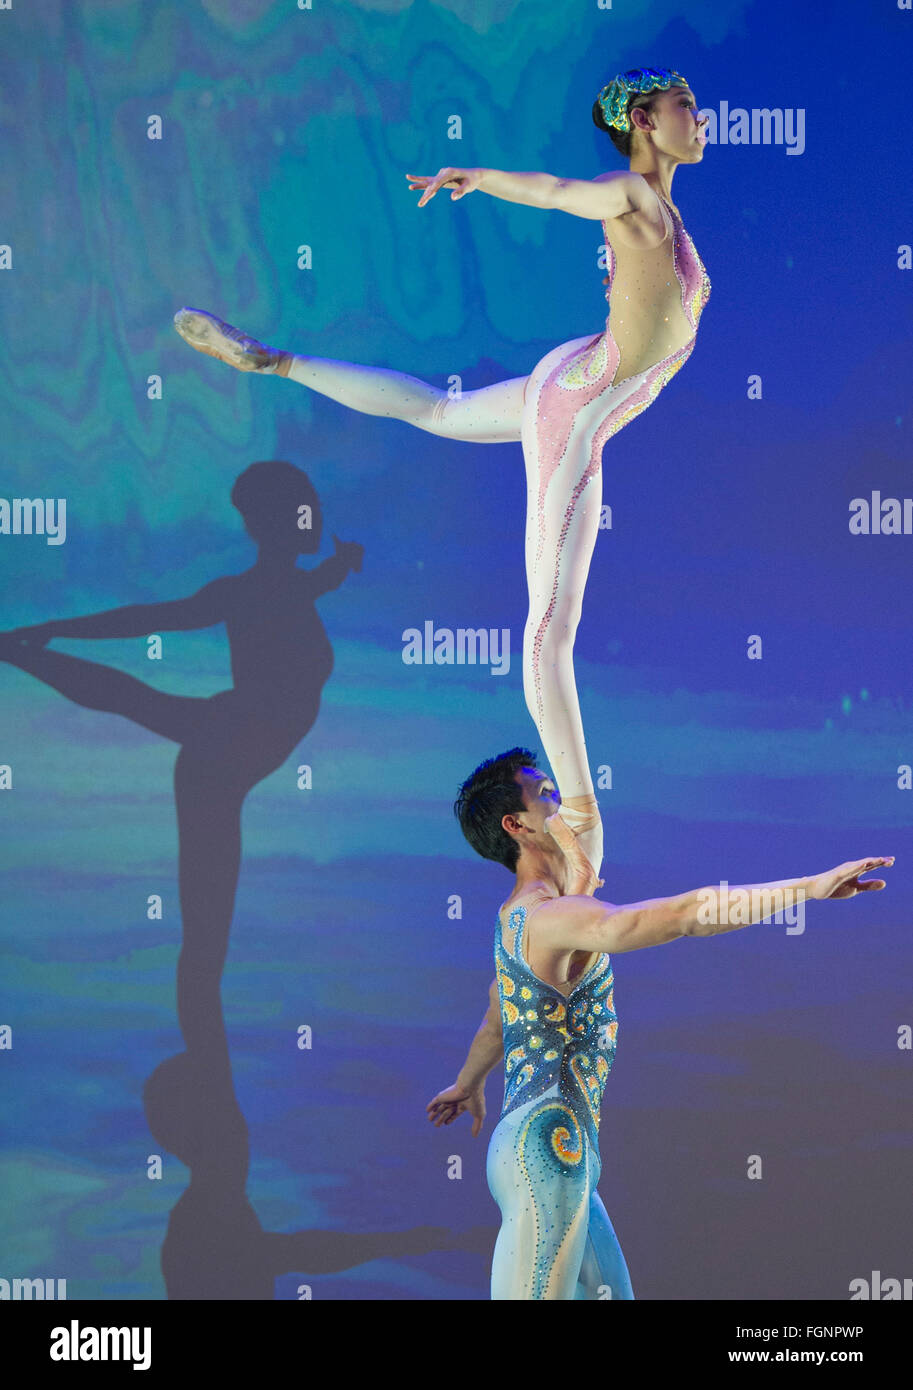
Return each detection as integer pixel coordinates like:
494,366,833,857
507,766,561,843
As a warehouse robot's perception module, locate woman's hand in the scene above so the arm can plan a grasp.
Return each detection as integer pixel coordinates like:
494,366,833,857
406,167,486,207
806,856,894,900
426,1080,486,1137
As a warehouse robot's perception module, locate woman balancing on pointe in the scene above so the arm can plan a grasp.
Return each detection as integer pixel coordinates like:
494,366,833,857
174,66,711,893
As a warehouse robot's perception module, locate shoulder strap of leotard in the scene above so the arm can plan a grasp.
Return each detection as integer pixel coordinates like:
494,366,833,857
504,903,526,962
498,891,552,964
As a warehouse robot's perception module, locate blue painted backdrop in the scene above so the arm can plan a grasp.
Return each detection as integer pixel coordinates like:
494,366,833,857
1,0,910,1300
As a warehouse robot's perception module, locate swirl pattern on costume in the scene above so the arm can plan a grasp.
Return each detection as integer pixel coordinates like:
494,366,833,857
487,902,633,1299
496,905,615,1133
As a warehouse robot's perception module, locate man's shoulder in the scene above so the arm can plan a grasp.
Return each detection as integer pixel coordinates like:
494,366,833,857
530,894,611,946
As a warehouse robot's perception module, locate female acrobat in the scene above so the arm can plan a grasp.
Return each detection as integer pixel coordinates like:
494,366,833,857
173,67,711,889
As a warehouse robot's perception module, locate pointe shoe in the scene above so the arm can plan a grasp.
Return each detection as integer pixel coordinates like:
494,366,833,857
545,810,604,896
173,307,285,373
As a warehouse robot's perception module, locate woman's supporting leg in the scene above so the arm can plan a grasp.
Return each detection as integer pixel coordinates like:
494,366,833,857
517,332,684,880
516,337,612,876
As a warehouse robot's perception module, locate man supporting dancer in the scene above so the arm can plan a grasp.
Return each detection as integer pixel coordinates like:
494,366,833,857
426,747,893,1300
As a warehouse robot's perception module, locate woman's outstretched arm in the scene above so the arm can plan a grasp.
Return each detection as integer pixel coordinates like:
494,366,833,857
407,165,646,220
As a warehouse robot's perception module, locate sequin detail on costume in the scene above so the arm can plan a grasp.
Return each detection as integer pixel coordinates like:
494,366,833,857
556,334,610,389
523,200,710,734
485,903,623,1298
494,906,617,1123
495,905,616,1125
654,197,711,332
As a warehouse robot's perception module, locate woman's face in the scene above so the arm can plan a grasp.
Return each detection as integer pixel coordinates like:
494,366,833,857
647,86,707,160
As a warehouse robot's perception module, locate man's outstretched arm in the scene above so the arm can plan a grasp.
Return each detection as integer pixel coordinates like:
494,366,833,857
534,857,895,957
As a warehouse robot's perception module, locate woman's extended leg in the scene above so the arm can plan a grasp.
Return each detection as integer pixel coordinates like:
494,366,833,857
173,307,527,442
284,354,528,443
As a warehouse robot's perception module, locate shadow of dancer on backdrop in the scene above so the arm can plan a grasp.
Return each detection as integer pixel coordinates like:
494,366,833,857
0,459,363,1056
0,461,494,1295
0,462,490,1296
143,1050,493,1299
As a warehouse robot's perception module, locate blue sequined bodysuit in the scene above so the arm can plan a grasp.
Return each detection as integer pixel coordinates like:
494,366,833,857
486,898,633,1300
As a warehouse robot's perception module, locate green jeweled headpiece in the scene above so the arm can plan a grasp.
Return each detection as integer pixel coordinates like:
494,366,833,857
596,66,689,133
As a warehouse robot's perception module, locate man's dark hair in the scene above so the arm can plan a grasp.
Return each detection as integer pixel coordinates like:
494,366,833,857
454,747,539,873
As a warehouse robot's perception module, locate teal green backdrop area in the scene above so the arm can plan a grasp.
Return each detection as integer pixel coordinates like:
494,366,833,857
0,0,911,1300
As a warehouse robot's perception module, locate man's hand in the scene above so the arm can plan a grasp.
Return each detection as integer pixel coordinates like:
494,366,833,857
406,167,486,206
807,856,894,900
332,535,363,572
544,810,603,896
426,1081,486,1137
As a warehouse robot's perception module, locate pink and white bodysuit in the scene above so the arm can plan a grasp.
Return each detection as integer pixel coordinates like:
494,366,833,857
175,187,711,883
517,192,710,872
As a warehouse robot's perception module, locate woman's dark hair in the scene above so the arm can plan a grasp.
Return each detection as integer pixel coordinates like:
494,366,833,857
454,746,539,873
592,83,683,159
230,458,322,551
